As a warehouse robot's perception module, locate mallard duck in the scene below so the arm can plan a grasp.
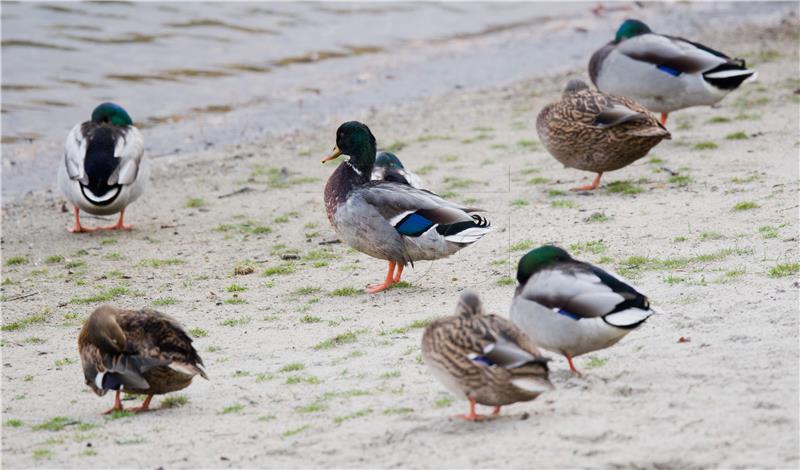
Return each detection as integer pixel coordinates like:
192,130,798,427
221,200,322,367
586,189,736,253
537,79,670,191
78,305,207,414
509,245,656,375
589,19,757,125
322,121,492,293
422,291,553,421
371,151,426,189
58,102,147,233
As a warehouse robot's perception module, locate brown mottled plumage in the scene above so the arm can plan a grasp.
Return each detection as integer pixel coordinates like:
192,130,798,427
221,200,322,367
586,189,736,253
536,79,671,190
421,291,552,421
78,305,207,414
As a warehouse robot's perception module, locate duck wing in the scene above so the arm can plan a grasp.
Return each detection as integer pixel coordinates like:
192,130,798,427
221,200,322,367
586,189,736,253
107,126,144,186
64,123,89,184
616,33,727,75
518,261,652,327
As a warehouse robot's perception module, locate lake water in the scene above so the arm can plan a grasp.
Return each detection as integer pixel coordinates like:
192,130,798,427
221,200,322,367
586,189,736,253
1,1,793,200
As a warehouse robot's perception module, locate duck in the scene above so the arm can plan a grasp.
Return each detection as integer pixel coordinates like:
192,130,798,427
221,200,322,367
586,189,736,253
589,19,757,125
58,102,148,233
322,121,492,293
537,79,670,191
509,245,657,375
371,151,426,189
78,304,207,414
421,291,553,421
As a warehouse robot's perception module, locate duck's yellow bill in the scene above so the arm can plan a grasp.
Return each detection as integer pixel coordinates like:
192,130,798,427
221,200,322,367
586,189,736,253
321,146,343,163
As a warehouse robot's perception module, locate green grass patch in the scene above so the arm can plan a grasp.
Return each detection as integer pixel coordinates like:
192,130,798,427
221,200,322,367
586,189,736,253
334,408,373,424
161,395,189,408
585,356,608,368
185,197,206,208
606,180,643,195
511,239,535,251
516,139,539,149
70,287,129,304
226,283,247,292
758,226,778,239
219,404,244,414
220,316,251,327
313,330,359,350
551,199,579,208
705,116,731,124
263,264,294,276
32,417,80,431
585,212,610,223
5,256,28,266
151,298,177,306
138,258,184,268
732,201,759,211
669,175,692,186
45,255,64,264
496,276,515,286
510,199,528,208
526,176,549,185
693,141,718,150
434,396,453,408
2,314,47,331
189,327,208,338
725,131,748,140
330,287,359,297
568,240,606,255
280,362,305,373
282,424,311,437
768,263,799,278
300,315,322,324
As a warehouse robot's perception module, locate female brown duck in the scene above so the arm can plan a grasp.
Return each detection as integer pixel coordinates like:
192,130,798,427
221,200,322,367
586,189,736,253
78,305,207,413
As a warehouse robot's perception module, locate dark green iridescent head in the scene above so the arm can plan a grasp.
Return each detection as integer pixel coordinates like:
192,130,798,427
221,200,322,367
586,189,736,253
516,245,572,284
91,102,133,126
615,19,652,42
375,151,404,170
333,121,377,172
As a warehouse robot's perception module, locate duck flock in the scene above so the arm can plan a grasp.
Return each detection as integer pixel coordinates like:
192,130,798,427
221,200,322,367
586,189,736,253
60,20,756,420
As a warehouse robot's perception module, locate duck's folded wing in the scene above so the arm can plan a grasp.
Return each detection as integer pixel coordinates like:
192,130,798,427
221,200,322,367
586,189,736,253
108,126,144,186
519,263,648,319
102,354,170,390
64,123,88,184
617,34,726,74
593,103,649,128
359,182,477,232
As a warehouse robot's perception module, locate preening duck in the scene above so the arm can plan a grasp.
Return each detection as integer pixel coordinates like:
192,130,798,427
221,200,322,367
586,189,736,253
322,121,492,293
78,305,207,414
537,79,670,191
589,19,757,125
371,151,426,189
421,291,552,421
58,102,147,233
509,245,657,375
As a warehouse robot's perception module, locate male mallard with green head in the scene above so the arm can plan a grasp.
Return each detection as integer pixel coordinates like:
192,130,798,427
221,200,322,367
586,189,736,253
590,19,757,125
422,291,552,421
58,102,147,232
510,245,657,375
78,305,207,414
322,121,491,293
537,79,670,191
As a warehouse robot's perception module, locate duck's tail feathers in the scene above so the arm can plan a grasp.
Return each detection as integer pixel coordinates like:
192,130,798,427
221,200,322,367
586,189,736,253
437,214,492,244
169,361,209,380
511,376,554,393
603,307,654,329
703,60,757,90
629,125,671,139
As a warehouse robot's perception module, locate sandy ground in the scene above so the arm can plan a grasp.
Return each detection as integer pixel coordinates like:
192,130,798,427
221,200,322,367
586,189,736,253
2,19,799,469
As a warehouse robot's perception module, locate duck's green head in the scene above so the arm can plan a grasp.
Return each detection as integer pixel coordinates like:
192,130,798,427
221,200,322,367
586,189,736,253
615,19,651,42
321,121,377,172
91,102,133,126
517,245,572,284
375,152,404,170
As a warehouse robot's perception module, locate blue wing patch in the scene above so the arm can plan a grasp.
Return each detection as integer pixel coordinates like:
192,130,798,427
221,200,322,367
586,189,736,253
468,354,495,367
657,64,682,76
395,213,435,237
557,309,581,321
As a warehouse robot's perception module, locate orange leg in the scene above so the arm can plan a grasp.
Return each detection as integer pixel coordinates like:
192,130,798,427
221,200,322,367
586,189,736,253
98,208,133,231
366,261,396,293
491,406,502,416
570,172,603,191
128,394,153,413
67,207,98,233
565,353,582,376
392,264,404,284
101,390,124,415
456,397,486,422
660,113,668,126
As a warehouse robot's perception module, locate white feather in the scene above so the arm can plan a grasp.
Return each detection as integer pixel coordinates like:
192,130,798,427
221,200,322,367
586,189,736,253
94,371,106,389
443,226,492,243
604,308,653,327
511,377,554,393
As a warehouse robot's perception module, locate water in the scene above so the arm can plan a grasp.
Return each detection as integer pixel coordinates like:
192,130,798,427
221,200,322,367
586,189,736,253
2,1,794,200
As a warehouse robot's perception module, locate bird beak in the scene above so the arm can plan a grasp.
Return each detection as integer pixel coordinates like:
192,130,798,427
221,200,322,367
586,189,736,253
321,145,343,163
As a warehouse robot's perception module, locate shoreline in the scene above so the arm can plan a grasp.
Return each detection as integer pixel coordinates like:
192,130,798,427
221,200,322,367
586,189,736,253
1,15,799,469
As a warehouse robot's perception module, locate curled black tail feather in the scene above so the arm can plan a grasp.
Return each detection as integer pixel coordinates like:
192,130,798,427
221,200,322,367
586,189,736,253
435,214,491,237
